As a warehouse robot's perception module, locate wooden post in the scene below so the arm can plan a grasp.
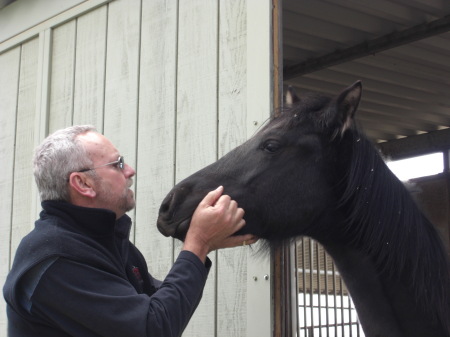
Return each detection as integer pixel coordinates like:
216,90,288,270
270,1,299,337
246,0,274,336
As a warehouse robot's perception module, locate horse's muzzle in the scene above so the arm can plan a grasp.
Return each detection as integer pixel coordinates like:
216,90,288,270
157,186,196,241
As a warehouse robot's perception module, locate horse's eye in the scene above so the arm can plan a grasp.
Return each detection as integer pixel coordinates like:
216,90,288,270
262,140,281,153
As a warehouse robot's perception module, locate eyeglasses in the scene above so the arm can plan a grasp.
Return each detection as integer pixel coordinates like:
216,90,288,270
78,156,125,173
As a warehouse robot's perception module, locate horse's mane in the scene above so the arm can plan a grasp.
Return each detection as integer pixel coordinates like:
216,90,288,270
339,127,450,331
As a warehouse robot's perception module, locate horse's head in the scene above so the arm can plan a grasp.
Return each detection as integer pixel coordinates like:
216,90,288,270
157,81,362,243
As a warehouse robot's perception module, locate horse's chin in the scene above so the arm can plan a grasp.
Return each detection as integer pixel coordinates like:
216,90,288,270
157,215,190,241
173,219,190,241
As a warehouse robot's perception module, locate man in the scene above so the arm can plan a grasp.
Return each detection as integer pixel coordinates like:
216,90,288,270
3,125,257,337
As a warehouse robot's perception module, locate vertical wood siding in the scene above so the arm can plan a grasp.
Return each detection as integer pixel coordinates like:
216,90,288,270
176,2,219,336
10,38,40,261
216,1,249,336
0,46,21,332
103,0,141,240
135,0,178,282
0,1,273,336
48,21,77,130
73,6,108,127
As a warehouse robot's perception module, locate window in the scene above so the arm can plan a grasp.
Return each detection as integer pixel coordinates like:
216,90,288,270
386,152,444,181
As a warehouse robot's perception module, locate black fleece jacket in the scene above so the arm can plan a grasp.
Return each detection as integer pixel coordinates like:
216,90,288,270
3,200,211,337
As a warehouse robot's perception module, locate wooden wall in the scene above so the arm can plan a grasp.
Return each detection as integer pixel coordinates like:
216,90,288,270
0,0,273,336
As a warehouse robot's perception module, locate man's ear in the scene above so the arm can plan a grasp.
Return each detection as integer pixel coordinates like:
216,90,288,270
68,173,96,199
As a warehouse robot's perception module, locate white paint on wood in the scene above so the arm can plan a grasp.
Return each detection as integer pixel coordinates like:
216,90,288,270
35,29,51,142
0,0,112,53
10,37,39,259
246,246,272,337
247,0,273,136
73,5,107,128
0,0,87,43
176,1,219,336
216,1,250,336
48,21,76,132
176,1,219,178
0,46,21,332
32,28,52,224
103,0,141,237
135,0,178,279
246,0,273,336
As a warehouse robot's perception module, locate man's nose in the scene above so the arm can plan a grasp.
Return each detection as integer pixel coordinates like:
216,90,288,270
124,163,136,177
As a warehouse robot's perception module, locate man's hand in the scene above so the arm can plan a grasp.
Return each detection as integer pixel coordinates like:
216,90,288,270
182,186,258,263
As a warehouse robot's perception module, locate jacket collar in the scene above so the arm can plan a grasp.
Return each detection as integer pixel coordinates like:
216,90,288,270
40,200,131,238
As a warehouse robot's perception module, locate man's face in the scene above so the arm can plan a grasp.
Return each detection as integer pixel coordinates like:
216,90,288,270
78,132,136,218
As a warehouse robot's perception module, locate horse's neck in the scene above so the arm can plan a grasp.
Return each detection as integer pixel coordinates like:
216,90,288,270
323,241,448,337
323,242,403,337
326,138,449,336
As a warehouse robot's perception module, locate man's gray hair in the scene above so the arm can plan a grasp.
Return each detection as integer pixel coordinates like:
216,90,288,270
33,125,97,201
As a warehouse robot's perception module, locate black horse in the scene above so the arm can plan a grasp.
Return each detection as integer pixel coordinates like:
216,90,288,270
157,81,450,337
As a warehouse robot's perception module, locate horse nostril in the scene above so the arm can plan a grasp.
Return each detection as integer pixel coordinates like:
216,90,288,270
158,191,179,222
158,185,191,219
159,193,173,214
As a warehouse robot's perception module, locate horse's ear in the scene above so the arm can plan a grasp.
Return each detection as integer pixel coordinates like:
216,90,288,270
332,81,362,137
284,85,300,107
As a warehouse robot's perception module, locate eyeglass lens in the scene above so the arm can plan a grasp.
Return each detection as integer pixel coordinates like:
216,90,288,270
118,156,124,169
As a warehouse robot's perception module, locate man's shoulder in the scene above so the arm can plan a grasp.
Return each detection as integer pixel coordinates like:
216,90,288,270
10,213,111,282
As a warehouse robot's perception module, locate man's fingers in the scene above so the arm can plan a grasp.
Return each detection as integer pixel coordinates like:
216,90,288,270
190,187,251,253
235,218,246,231
201,186,224,207
221,234,259,249
234,207,245,223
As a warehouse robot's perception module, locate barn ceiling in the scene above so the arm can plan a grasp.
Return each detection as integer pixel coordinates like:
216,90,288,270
282,0,450,146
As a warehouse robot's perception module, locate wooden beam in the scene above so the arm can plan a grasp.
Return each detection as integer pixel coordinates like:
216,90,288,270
272,0,283,114
377,128,450,160
284,15,450,80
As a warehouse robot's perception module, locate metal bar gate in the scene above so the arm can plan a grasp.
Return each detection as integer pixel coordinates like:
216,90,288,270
297,237,364,337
